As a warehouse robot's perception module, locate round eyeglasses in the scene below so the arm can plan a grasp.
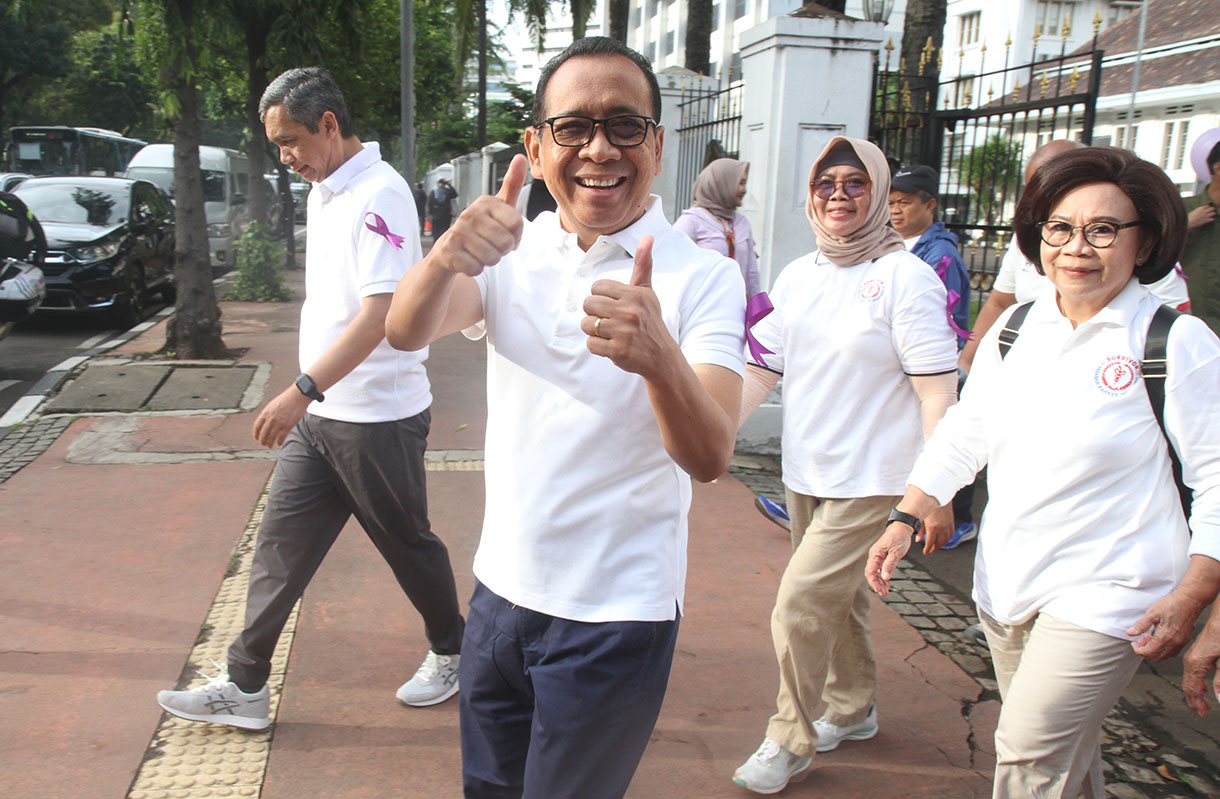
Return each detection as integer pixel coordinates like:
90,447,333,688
1037,220,1142,248
810,178,871,199
536,115,656,148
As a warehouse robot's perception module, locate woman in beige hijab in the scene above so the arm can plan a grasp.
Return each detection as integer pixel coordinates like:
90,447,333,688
673,158,761,297
732,137,960,794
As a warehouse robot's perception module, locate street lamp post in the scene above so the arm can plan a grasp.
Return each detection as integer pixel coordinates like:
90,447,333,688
862,0,895,24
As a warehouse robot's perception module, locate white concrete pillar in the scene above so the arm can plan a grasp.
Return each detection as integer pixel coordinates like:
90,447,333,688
655,66,719,222
738,14,886,291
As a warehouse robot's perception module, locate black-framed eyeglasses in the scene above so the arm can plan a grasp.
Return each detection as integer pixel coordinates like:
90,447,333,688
810,178,871,199
535,115,656,147
1037,220,1142,248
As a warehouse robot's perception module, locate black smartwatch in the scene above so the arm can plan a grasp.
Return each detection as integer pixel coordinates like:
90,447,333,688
886,507,922,537
294,372,325,402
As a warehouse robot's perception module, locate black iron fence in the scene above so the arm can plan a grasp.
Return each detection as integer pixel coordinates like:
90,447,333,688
674,82,743,213
871,36,1103,297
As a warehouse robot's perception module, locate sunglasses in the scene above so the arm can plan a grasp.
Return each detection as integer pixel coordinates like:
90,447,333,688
810,178,871,199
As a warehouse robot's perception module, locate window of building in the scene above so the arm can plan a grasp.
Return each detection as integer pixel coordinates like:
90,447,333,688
730,52,743,83
644,41,656,61
1161,120,1190,170
662,29,675,57
712,2,721,27
953,75,976,107
959,12,981,47
646,0,657,17
1105,1,1140,29
631,6,641,28
1036,0,1073,37
734,0,748,20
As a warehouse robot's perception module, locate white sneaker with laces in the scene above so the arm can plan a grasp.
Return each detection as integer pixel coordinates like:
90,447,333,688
396,651,460,707
814,704,878,752
156,673,270,730
732,737,812,794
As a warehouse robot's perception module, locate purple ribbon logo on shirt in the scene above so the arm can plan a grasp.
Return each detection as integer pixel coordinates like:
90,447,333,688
745,292,775,368
935,255,972,341
364,212,405,250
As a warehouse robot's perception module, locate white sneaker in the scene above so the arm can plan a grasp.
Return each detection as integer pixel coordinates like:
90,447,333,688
814,705,878,752
396,651,460,707
732,737,812,794
156,674,270,730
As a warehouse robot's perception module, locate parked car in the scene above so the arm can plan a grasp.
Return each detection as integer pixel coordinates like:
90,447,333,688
290,182,309,223
0,173,34,192
14,176,175,327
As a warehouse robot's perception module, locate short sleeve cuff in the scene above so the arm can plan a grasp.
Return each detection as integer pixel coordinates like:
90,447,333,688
907,460,959,507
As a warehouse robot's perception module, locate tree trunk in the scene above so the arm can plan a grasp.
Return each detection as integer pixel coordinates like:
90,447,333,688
899,0,945,110
476,0,487,149
897,0,946,164
244,23,270,231
684,0,712,75
608,0,629,43
162,0,226,359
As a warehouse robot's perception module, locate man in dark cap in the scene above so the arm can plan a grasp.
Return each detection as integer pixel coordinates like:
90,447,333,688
888,164,975,550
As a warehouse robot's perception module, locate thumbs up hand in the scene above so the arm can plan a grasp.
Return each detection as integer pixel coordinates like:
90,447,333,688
431,153,527,277
583,236,675,377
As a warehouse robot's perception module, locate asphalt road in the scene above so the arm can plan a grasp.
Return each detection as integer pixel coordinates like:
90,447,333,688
0,300,171,421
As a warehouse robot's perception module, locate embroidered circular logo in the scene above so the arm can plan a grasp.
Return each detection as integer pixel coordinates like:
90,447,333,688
859,279,885,302
1094,355,1141,396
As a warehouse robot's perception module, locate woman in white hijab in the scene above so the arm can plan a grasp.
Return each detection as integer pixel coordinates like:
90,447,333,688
732,137,960,795
673,157,761,297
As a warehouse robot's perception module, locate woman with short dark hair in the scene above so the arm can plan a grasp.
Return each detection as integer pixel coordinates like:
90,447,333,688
867,146,1220,798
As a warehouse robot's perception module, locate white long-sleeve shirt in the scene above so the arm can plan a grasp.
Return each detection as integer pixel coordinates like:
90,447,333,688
909,279,1220,639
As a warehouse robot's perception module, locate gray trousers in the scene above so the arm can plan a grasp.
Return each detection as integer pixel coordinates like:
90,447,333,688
228,410,464,691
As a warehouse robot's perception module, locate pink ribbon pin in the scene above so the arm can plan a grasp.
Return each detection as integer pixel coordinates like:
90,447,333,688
746,292,776,368
935,256,972,342
364,212,405,250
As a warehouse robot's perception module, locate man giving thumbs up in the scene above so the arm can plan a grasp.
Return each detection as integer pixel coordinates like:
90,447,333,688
387,36,746,799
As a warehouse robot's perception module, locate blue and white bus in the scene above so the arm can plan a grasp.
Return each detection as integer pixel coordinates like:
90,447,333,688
8,126,147,178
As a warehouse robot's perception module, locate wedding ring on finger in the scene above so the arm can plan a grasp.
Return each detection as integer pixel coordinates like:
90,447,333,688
594,317,603,338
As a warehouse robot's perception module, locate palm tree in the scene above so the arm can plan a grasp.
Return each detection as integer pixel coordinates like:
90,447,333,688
685,0,713,75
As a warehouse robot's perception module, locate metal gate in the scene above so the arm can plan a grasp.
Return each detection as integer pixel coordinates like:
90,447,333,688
870,35,1103,295
674,83,743,213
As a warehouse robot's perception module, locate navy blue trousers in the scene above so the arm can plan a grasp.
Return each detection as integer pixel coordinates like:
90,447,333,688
459,581,680,799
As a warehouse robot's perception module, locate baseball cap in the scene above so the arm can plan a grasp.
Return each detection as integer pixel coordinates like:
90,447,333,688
891,164,939,198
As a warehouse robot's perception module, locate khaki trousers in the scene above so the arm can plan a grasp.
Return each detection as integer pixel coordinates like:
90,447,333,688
980,610,1143,799
765,491,898,758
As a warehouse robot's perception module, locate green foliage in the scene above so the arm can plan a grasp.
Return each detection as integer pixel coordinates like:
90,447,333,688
957,134,1024,224
19,23,159,137
228,221,290,302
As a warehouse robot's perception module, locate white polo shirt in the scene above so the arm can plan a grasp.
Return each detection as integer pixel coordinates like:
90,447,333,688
909,279,1220,638
749,249,959,497
300,142,430,423
469,199,746,622
994,238,1189,310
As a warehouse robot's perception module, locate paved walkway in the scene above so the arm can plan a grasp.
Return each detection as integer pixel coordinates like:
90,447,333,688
0,262,1212,798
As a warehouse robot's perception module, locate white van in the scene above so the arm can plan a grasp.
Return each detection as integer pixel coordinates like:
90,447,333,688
125,144,250,270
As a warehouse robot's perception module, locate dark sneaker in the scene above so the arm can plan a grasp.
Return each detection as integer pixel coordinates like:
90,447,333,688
157,675,270,730
754,495,791,532
942,522,978,550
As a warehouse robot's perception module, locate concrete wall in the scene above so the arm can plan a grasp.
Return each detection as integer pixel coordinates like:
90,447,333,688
738,14,886,292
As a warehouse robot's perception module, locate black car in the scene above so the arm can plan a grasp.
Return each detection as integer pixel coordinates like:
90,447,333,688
15,176,175,327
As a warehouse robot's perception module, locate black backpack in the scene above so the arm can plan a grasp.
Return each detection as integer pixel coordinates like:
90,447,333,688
998,301,1191,523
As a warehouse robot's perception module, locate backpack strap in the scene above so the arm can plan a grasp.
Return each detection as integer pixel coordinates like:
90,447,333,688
1142,304,1191,522
997,301,1034,360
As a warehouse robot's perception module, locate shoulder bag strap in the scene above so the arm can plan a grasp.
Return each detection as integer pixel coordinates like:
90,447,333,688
1142,304,1191,524
997,301,1034,360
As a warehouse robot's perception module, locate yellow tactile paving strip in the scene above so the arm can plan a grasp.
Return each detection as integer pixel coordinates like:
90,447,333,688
129,452,484,798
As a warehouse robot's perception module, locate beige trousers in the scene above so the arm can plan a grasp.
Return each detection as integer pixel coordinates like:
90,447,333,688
765,491,898,758
980,610,1143,799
